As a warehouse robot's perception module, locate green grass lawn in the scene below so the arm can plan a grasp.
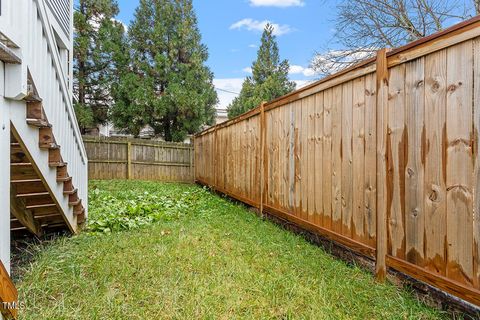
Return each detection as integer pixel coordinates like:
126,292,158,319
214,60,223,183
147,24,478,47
16,180,446,319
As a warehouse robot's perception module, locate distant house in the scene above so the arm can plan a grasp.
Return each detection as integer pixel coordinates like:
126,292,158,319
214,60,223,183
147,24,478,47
0,1,87,317
215,108,228,124
84,106,229,143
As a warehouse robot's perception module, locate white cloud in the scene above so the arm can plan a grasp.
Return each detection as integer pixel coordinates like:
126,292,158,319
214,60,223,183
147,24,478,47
243,65,315,77
295,80,314,89
213,78,244,109
289,65,304,74
289,65,316,77
111,18,128,31
249,0,305,7
248,44,257,48
303,68,316,77
230,18,293,36
83,16,128,32
242,67,253,73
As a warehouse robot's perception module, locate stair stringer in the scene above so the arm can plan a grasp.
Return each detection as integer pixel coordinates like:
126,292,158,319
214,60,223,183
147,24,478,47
9,99,77,234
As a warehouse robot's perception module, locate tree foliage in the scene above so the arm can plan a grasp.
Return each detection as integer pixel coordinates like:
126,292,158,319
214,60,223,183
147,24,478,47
110,0,217,141
227,24,295,119
73,0,125,132
312,0,480,76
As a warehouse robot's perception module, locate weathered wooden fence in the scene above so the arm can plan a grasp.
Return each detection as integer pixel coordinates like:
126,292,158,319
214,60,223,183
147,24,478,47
83,136,194,182
194,17,480,306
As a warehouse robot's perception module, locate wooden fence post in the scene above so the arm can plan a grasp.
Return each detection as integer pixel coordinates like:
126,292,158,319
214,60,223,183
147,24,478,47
127,141,132,180
260,102,267,216
375,48,389,281
190,137,195,182
213,126,218,189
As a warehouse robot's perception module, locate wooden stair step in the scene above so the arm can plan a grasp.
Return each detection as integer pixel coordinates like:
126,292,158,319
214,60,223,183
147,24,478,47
10,162,32,167
39,142,60,150
49,149,65,167
10,144,23,152
63,179,73,192
57,176,72,183
39,127,57,149
69,198,81,206
11,226,28,231
36,215,66,226
41,223,67,229
26,101,43,119
25,203,56,210
12,181,47,194
24,91,42,103
30,206,60,217
25,195,56,206
73,202,84,214
77,211,86,224
10,145,28,163
11,213,61,221
25,72,42,103
35,213,62,220
11,165,39,180
16,192,50,198
74,207,85,216
56,165,67,175
63,188,77,196
49,161,67,168
11,178,42,184
0,41,21,64
26,118,51,128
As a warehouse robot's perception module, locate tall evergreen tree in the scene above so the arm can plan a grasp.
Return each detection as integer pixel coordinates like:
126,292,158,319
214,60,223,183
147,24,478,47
73,0,125,132
111,0,217,142
227,24,295,119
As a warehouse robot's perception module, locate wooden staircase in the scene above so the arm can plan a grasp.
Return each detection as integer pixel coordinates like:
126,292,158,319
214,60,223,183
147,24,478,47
10,99,85,236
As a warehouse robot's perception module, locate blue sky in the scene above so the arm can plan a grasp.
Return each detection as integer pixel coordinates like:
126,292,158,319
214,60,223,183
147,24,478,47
114,0,339,109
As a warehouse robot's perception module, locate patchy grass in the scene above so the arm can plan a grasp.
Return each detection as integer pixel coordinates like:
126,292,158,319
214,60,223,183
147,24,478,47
17,180,446,319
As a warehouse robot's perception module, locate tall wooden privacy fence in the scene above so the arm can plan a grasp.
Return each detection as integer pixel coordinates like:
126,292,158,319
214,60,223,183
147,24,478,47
194,17,480,306
83,136,194,182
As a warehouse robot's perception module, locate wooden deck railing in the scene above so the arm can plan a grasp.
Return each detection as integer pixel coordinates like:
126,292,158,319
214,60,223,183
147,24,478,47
194,16,480,307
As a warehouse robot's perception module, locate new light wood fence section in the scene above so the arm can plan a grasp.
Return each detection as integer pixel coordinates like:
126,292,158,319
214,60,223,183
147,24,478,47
194,17,480,307
84,137,194,182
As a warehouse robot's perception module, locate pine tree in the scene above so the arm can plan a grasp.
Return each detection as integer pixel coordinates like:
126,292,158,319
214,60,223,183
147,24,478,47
111,0,217,142
73,0,125,132
227,24,295,118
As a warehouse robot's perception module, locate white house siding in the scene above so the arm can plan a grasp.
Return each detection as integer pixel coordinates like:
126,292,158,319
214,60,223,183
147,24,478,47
0,0,87,288
0,61,10,276
2,0,88,232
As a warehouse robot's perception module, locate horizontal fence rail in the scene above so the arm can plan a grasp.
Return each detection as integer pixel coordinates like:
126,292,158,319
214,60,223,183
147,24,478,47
194,16,480,307
83,136,194,182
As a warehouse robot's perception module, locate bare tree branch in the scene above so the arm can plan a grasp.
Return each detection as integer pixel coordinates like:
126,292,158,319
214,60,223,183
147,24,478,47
474,0,480,13
312,0,477,76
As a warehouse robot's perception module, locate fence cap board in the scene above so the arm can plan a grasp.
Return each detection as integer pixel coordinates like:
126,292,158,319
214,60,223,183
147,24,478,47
83,136,192,148
195,107,261,137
